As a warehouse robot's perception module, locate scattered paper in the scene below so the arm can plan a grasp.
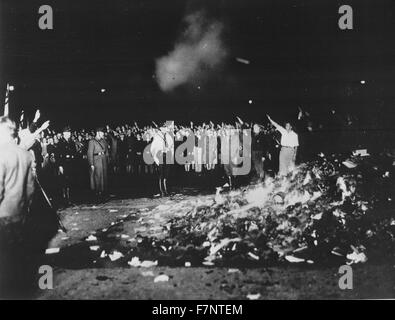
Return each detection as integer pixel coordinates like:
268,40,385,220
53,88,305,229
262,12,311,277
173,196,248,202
247,293,261,300
140,260,158,268
228,268,240,274
154,274,169,283
109,251,124,261
346,251,367,265
285,255,305,263
248,252,259,260
128,257,141,267
342,160,357,169
45,248,60,254
86,235,97,242
312,213,323,220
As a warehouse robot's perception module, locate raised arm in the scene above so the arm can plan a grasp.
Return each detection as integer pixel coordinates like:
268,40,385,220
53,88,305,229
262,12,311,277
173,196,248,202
267,115,285,134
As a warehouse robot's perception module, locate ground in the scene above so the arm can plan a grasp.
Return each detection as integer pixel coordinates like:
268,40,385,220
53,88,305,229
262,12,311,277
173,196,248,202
35,193,395,300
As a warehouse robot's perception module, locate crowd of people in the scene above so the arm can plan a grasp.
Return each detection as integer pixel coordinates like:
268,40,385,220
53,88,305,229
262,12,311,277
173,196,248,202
9,106,377,207
19,113,296,203
0,104,384,298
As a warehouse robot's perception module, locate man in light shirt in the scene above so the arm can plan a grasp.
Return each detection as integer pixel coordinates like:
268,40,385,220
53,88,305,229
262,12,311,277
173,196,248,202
150,123,174,196
267,115,299,176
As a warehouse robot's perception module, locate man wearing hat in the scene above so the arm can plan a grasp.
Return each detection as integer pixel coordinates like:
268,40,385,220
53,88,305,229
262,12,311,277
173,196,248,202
57,126,77,204
87,127,109,201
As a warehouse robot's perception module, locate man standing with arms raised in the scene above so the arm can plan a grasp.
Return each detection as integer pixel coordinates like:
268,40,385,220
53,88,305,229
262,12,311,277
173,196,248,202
150,122,174,196
267,115,299,176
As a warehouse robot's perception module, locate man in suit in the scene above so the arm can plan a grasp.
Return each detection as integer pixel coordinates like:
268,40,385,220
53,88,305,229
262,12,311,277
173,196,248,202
87,127,109,201
0,116,36,298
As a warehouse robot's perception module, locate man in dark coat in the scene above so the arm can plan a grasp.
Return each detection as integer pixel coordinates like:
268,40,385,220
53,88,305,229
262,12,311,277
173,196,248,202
107,130,119,174
56,126,77,204
87,127,109,201
251,124,266,182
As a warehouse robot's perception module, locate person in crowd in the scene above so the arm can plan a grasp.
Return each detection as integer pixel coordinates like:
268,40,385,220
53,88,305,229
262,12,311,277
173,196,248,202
267,115,299,176
220,126,241,188
87,127,109,201
125,129,135,175
107,128,119,175
57,126,78,204
0,116,36,298
150,123,174,196
133,133,143,176
6,105,357,207
118,132,128,175
251,124,266,181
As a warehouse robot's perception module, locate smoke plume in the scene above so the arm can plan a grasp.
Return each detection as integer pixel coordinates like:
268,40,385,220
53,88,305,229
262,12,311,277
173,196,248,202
155,11,227,92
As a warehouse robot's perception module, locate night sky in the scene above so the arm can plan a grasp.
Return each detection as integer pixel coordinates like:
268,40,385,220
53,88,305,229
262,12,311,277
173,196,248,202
1,0,395,130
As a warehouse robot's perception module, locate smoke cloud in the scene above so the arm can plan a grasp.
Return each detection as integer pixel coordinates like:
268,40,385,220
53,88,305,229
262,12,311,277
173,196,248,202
155,11,227,92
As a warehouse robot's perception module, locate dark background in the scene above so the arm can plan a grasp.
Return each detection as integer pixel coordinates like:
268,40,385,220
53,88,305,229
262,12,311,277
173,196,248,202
1,0,395,131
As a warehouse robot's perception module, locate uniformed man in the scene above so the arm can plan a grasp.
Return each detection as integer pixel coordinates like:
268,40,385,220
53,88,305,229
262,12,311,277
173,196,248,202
57,126,77,204
87,127,109,201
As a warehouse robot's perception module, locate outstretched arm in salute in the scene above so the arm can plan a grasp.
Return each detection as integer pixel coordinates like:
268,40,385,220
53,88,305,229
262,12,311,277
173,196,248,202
266,115,285,134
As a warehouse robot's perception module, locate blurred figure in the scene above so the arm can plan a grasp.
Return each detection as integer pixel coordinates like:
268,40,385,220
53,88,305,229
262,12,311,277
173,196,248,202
87,127,109,201
0,116,36,298
251,124,266,181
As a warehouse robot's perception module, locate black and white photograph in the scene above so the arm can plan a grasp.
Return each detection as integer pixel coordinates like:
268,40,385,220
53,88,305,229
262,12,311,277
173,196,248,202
0,0,395,304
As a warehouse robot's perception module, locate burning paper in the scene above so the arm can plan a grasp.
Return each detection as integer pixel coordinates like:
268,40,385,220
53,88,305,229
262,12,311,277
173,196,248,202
154,274,169,283
109,251,124,261
86,235,97,242
285,255,305,263
45,248,60,255
247,293,261,300
128,257,141,267
140,260,158,268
